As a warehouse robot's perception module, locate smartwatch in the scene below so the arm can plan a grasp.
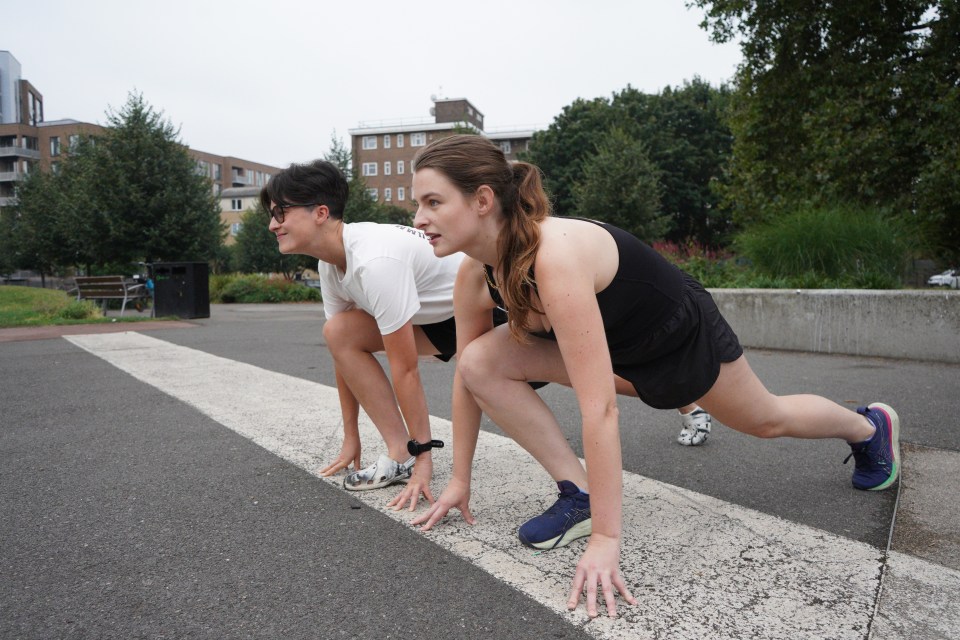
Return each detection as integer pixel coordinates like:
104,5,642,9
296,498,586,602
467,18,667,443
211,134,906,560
407,439,444,456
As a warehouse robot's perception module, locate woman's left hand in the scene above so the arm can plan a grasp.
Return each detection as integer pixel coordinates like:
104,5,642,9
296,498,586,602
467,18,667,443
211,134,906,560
387,455,434,511
567,533,638,618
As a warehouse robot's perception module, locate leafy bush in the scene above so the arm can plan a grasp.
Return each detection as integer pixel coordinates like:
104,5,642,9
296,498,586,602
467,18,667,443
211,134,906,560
54,300,102,320
734,203,913,289
653,240,746,287
212,274,321,303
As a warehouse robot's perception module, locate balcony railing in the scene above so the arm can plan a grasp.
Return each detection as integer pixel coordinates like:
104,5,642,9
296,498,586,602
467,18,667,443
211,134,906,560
0,146,41,159
0,171,25,181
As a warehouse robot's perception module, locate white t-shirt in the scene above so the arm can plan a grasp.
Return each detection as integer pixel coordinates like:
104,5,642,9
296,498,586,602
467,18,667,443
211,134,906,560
318,223,464,335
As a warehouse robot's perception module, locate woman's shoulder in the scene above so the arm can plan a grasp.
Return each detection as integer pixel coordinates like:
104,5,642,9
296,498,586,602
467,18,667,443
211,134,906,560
538,218,610,260
536,218,619,290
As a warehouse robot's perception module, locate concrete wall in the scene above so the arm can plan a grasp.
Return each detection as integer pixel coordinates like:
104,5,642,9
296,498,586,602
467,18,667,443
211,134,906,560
709,289,960,364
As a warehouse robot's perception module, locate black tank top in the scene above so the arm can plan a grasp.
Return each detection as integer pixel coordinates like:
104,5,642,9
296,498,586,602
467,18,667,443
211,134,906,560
483,219,685,355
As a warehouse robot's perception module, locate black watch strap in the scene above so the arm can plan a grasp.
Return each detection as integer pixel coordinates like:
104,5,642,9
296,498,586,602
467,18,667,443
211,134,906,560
407,439,445,456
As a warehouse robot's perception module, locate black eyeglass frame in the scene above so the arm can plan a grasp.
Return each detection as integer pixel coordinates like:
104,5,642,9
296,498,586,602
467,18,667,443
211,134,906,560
268,202,321,224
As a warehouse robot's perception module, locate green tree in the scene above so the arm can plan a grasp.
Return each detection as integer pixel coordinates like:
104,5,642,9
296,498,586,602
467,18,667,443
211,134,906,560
523,97,615,219
573,128,668,242
9,93,225,274
88,92,224,265
2,170,66,283
690,0,959,261
524,81,733,245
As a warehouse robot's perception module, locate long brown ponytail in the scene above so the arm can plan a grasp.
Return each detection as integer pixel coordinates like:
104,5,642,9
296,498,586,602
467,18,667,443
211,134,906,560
414,135,551,341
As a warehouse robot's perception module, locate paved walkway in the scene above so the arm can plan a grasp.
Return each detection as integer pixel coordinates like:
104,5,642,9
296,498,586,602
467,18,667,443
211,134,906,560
2,304,958,639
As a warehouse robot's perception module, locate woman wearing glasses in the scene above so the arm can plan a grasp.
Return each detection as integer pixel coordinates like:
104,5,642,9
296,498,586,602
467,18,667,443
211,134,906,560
261,159,463,511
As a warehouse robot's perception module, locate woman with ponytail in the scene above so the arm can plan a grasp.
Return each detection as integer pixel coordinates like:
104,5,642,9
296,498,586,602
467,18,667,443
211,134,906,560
408,135,899,618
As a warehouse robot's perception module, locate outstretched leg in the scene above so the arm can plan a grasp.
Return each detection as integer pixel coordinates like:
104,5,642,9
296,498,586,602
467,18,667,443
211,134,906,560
696,355,874,441
696,355,899,490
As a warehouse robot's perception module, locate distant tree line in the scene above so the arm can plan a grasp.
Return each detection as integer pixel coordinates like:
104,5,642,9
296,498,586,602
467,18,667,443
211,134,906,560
0,97,414,281
526,1,958,268
523,78,734,247
0,93,223,280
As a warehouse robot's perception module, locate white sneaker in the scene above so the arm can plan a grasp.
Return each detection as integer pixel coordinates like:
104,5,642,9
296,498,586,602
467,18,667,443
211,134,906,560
342,454,415,491
677,409,712,446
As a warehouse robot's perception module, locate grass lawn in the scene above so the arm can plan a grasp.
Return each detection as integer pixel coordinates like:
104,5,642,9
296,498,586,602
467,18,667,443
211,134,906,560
0,286,162,328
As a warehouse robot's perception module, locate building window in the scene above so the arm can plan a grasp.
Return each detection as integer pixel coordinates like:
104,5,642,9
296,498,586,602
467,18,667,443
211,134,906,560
384,134,391,149
231,199,243,211
384,161,391,176
50,137,61,156
362,136,377,150
411,132,426,146
397,160,404,175
384,187,392,201
397,186,405,201
231,222,242,236
362,162,378,176
367,188,378,200
68,134,80,151
51,161,60,175
397,133,404,147
499,141,512,155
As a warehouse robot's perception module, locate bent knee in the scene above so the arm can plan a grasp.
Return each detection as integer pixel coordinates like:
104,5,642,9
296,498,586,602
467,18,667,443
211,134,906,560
457,339,503,391
322,314,350,344
322,311,379,351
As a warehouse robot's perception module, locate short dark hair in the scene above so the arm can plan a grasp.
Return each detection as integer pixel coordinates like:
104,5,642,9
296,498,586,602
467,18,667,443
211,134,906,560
259,160,349,220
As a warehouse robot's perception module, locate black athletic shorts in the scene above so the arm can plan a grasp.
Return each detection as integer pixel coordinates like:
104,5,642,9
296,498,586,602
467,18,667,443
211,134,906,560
420,316,458,362
614,274,743,409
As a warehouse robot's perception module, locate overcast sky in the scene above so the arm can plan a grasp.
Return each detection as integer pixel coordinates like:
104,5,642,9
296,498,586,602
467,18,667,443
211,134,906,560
4,0,742,169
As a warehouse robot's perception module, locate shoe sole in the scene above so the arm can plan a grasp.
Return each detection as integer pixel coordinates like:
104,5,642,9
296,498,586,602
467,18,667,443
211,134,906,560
677,431,708,446
519,518,592,550
342,475,409,491
866,402,900,491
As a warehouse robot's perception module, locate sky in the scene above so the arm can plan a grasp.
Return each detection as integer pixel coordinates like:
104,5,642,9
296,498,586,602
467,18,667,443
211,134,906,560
2,0,743,169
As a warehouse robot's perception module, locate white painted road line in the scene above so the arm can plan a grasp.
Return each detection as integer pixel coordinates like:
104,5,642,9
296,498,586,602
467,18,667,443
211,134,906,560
65,332,960,639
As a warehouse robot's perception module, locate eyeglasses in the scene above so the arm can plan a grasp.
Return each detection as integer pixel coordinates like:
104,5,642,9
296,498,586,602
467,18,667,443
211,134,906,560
268,202,320,224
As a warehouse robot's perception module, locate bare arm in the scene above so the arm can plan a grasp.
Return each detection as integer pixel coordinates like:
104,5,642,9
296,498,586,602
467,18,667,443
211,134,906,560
534,232,637,617
381,320,435,510
413,257,496,529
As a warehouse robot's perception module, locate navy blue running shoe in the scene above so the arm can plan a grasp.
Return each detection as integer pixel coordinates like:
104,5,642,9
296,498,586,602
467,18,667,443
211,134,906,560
845,403,901,491
518,480,592,550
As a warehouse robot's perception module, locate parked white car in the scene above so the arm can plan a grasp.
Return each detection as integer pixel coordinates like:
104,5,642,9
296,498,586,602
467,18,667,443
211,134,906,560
927,269,959,289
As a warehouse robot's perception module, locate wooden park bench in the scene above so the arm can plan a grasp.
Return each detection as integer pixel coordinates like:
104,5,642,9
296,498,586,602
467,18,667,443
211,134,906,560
73,275,149,317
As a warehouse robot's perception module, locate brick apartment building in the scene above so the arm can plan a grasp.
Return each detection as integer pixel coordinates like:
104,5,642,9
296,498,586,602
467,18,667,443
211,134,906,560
0,50,280,242
349,97,537,211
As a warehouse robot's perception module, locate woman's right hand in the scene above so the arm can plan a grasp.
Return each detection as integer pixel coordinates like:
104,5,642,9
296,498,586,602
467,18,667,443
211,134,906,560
411,477,475,530
318,435,361,477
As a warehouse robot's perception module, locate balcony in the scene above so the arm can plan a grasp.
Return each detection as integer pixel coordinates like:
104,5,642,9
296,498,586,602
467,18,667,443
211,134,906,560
0,171,25,182
0,196,16,207
0,145,41,160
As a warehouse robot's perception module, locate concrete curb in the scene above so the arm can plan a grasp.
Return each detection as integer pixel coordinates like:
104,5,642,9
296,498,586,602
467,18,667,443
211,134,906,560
710,289,960,364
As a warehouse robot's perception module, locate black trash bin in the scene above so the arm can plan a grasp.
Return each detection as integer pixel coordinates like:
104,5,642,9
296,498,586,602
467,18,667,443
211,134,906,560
153,262,210,319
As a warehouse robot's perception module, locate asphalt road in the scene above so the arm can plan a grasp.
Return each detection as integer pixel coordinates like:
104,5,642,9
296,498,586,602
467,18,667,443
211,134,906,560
2,303,958,639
